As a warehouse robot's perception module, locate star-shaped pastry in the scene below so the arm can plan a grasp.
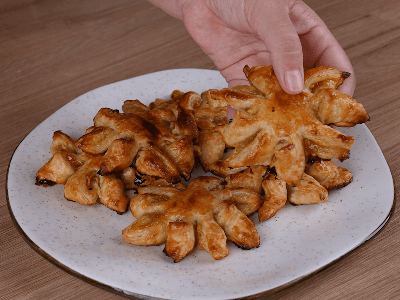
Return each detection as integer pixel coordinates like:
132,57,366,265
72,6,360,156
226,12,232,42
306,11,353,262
122,176,262,262
36,131,129,213
199,65,369,186
76,91,200,183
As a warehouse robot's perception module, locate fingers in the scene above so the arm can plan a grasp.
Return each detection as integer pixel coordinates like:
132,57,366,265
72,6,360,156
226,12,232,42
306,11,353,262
177,0,355,96
317,42,356,96
290,1,356,96
248,0,304,94
237,0,354,96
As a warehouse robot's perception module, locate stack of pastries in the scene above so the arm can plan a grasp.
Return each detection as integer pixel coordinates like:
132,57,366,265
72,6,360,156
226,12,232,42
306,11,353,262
36,65,369,262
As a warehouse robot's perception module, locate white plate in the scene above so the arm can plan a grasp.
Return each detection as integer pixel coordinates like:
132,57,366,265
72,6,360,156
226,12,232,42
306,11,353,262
7,69,394,300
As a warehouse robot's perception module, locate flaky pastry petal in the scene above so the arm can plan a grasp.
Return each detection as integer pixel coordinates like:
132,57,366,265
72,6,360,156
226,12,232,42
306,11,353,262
305,158,353,189
286,173,328,205
164,221,196,263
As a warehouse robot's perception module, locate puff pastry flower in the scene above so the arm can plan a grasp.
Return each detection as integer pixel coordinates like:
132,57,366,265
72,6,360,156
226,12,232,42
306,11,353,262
200,65,369,186
36,131,130,213
76,92,199,183
122,176,262,262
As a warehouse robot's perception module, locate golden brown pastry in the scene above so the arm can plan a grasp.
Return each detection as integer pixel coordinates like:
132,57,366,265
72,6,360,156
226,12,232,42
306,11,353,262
225,158,352,221
76,91,200,183
200,65,369,186
304,158,353,189
286,173,328,205
122,176,262,262
224,166,287,221
226,168,328,221
179,89,229,130
119,166,158,190
259,172,328,221
35,65,368,264
225,165,268,194
258,173,288,222
36,131,130,213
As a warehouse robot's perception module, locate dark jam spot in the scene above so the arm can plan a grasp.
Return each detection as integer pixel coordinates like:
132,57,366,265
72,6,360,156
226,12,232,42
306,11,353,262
307,156,322,164
35,179,56,187
134,175,146,186
342,72,351,78
234,243,252,250
307,157,315,164
266,166,277,177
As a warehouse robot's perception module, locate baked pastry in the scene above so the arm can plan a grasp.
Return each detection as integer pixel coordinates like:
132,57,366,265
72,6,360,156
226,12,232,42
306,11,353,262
225,166,328,221
36,131,130,213
200,65,369,186
120,166,158,190
174,89,228,130
122,176,262,262
76,92,199,183
225,158,353,221
35,64,368,264
304,157,353,189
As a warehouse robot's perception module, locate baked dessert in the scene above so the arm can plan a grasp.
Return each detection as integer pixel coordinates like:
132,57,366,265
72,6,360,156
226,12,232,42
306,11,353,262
122,176,262,262
36,131,130,213
224,158,351,221
76,91,200,183
35,64,369,263
305,157,353,189
197,65,369,186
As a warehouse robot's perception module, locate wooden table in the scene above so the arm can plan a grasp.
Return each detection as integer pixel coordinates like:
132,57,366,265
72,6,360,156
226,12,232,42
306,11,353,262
1,0,399,299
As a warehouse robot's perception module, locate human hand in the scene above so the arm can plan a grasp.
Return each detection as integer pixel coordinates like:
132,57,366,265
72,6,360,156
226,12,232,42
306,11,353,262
149,0,355,109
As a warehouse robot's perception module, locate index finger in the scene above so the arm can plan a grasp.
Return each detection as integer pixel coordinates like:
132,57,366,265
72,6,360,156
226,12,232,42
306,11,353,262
290,1,355,96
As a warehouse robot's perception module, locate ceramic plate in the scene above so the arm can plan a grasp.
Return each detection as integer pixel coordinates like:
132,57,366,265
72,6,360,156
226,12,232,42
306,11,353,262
7,69,394,300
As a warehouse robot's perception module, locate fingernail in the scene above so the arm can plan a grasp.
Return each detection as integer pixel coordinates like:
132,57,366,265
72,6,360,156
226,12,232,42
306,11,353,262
285,70,304,93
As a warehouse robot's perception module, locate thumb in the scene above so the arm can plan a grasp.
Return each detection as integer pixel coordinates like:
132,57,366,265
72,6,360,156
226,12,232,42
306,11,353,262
249,1,304,94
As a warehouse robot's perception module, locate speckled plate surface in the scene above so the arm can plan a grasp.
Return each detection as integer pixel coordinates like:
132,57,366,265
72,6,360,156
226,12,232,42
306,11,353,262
7,69,395,300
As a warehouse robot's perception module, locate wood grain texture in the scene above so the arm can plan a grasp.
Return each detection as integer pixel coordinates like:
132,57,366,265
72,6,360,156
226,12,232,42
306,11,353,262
1,0,399,299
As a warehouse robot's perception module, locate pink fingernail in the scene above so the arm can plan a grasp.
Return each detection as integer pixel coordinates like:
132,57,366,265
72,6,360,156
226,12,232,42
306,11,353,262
285,70,304,93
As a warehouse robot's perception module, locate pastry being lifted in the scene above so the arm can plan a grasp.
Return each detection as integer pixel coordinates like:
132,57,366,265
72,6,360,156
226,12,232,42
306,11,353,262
197,65,369,186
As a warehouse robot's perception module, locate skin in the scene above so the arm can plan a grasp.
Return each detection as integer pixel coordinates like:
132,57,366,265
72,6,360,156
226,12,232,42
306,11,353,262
148,0,355,117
